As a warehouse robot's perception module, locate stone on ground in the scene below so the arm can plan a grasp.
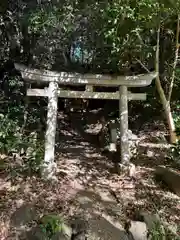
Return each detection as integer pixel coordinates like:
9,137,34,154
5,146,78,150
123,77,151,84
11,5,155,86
155,165,180,196
127,221,148,240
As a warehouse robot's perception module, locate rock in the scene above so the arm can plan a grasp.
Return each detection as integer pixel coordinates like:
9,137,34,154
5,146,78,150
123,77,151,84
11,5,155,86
138,211,165,240
155,165,180,196
115,163,136,179
127,130,138,141
61,223,72,238
11,204,36,227
28,223,71,240
52,231,71,240
71,232,87,240
127,221,148,240
139,212,161,230
147,150,154,158
70,216,88,240
100,123,139,157
128,163,136,179
26,226,48,240
52,222,72,239
150,133,167,144
26,219,72,240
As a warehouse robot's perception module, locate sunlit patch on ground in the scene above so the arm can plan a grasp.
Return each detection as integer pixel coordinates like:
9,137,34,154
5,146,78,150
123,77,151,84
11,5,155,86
0,113,180,239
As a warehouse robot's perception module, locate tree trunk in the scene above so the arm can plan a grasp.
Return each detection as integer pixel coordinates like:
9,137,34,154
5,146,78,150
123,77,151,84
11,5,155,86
155,25,177,144
168,15,180,102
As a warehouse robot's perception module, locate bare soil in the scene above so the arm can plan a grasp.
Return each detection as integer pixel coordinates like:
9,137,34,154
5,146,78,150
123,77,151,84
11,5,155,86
0,111,180,239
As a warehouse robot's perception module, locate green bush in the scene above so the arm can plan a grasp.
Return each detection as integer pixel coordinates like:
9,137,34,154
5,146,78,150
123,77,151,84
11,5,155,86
0,113,22,153
39,214,67,239
25,138,44,174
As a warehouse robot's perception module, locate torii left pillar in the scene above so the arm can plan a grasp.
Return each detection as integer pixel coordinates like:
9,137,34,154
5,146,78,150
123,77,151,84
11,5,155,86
41,81,58,180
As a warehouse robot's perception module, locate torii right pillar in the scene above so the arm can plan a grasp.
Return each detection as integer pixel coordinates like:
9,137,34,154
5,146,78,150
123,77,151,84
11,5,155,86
119,85,129,165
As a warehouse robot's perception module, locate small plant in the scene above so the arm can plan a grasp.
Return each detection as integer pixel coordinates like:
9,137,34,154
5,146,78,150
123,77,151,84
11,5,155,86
148,220,165,240
39,214,67,239
0,113,23,154
24,138,44,174
0,112,44,175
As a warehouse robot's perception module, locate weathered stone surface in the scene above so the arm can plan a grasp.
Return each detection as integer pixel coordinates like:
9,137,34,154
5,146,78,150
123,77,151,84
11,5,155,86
139,212,161,231
26,224,72,240
52,231,71,240
155,165,180,196
71,232,87,240
138,211,166,240
26,226,48,240
127,220,148,240
11,204,36,227
51,222,72,240
150,133,167,144
99,121,139,158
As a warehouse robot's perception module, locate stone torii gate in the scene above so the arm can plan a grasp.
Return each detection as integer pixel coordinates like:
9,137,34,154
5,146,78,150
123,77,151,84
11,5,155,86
15,63,156,179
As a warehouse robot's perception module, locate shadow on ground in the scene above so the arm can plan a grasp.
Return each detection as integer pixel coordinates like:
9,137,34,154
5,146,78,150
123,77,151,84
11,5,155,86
1,110,180,239
6,187,130,240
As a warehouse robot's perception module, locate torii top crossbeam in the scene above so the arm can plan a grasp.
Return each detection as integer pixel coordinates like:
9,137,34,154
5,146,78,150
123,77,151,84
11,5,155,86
15,63,157,87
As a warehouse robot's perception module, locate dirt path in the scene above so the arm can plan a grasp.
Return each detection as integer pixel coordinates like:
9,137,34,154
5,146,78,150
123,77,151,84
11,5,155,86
55,112,130,239
55,111,180,238
0,111,180,239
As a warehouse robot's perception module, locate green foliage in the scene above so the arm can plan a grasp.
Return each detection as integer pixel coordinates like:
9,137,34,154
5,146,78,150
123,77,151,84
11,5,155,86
0,70,44,175
148,220,165,240
0,0,180,172
0,74,25,154
0,113,44,174
27,5,74,34
149,219,180,239
0,114,21,153
101,0,160,68
39,214,66,239
24,137,44,174
1,0,180,73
